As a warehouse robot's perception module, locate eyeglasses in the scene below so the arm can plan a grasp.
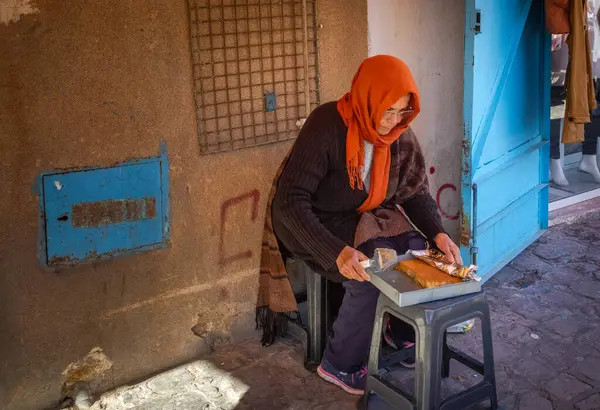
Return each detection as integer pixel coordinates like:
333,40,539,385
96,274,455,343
382,107,414,123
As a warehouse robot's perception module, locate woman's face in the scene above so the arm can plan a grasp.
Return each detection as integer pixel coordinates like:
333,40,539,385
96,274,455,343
377,94,413,136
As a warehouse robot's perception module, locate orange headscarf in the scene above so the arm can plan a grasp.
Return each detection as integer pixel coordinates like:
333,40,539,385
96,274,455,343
337,55,421,212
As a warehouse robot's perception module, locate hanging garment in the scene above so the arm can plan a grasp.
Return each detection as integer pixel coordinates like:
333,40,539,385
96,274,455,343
546,0,571,34
563,0,596,143
587,0,600,75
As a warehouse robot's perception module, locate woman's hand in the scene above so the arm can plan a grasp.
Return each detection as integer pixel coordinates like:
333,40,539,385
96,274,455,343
434,233,463,265
336,246,371,281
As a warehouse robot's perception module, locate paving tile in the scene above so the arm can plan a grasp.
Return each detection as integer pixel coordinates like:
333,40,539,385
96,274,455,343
535,332,598,372
518,392,553,410
509,252,552,273
562,231,600,249
496,372,535,398
506,296,558,322
494,266,525,284
569,281,600,301
575,393,600,410
574,325,600,348
585,251,600,264
541,266,587,286
568,262,600,277
532,239,588,261
572,357,600,383
509,356,556,386
314,401,359,410
538,229,571,244
499,394,518,410
578,301,600,319
489,306,540,329
539,289,585,310
544,314,590,337
544,373,592,401
585,215,600,228
493,322,540,348
490,340,523,364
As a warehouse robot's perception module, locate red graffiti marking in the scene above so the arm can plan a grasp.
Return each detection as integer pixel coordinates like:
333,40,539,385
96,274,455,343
429,167,459,221
219,189,261,266
436,184,459,220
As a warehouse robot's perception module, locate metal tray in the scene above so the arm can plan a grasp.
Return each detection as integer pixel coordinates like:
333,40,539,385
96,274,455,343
368,254,481,307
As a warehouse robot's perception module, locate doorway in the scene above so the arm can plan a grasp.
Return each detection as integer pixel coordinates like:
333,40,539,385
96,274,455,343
462,0,549,279
549,7,600,212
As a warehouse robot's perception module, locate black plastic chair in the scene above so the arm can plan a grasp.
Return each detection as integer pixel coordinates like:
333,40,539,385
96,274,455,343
364,291,498,410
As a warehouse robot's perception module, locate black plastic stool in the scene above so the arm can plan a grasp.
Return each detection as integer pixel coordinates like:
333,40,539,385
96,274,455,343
364,291,497,410
286,260,333,369
304,269,332,366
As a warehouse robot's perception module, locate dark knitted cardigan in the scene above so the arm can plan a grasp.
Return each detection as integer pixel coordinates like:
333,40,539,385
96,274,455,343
271,101,445,282
256,101,446,345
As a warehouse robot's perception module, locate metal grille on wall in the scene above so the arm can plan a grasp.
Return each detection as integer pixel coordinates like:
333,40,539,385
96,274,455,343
189,0,319,154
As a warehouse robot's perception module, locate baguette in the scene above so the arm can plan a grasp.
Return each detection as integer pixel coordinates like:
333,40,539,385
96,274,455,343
395,259,462,288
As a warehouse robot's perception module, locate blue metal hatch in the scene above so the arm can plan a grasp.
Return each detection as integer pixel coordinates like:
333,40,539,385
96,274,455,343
37,146,170,268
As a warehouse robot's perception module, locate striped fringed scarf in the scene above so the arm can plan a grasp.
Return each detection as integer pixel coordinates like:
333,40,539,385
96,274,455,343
255,149,300,346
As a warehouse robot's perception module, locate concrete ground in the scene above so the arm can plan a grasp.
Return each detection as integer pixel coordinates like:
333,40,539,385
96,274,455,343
82,215,600,410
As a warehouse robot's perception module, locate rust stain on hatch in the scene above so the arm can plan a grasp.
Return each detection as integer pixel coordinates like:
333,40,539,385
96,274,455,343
48,249,130,267
72,198,157,228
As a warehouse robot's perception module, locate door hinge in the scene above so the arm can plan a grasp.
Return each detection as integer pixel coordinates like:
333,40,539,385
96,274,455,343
471,183,479,265
473,10,482,35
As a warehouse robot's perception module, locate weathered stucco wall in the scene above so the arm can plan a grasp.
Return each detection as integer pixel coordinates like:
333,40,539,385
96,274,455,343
0,0,38,24
0,0,367,409
368,0,466,239
316,0,368,102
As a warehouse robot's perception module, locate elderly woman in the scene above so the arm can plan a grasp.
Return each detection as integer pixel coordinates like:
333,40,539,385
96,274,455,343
256,55,462,395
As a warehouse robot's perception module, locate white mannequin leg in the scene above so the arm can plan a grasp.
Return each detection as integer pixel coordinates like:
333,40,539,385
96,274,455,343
551,158,570,186
551,117,570,186
578,154,600,182
560,132,565,168
579,136,600,183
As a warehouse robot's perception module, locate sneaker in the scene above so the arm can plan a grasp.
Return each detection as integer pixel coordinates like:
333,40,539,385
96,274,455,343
383,322,416,369
316,359,367,395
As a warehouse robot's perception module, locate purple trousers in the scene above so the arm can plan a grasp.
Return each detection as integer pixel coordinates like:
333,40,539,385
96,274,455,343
322,231,427,372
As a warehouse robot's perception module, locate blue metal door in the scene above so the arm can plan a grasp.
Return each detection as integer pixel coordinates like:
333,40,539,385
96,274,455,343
462,0,550,279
